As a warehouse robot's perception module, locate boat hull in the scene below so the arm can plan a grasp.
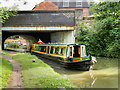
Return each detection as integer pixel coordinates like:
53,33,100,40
31,51,92,70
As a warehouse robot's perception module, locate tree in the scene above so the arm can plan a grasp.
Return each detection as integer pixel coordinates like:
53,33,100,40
93,2,120,58
0,7,17,23
75,2,120,58
0,0,28,23
93,2,119,20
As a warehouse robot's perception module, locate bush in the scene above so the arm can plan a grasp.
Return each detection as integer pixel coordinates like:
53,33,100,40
7,42,19,48
75,20,120,58
1,51,10,55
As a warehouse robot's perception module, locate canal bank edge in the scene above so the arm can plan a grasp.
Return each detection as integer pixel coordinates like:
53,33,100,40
12,53,77,88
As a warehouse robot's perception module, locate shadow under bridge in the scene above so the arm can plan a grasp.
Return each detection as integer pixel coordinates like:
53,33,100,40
2,31,51,50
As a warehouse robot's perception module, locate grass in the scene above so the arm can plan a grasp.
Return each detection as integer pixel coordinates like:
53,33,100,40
12,53,77,88
0,58,13,89
0,51,10,55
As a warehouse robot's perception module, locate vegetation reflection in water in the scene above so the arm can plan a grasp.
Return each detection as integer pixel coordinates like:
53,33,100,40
56,57,118,88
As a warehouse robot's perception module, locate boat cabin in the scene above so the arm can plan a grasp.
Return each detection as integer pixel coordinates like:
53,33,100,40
69,45,87,58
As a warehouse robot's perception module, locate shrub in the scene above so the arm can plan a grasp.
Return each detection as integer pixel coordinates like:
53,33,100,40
7,42,19,48
75,20,120,58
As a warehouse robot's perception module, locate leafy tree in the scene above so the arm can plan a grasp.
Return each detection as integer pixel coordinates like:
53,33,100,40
0,0,28,23
92,2,120,58
89,2,97,15
0,7,17,23
75,2,120,58
93,2,119,20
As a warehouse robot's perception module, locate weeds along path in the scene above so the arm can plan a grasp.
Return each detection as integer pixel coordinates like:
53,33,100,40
0,51,24,88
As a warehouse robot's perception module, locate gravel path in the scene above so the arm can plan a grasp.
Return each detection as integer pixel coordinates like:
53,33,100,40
0,51,24,88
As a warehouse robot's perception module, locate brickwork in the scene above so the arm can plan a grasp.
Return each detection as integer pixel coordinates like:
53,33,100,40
59,8,89,17
82,8,89,17
32,1,89,17
32,1,59,10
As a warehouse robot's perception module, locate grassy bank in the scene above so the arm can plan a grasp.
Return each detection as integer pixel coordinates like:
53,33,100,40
12,53,76,88
0,58,13,89
0,51,10,55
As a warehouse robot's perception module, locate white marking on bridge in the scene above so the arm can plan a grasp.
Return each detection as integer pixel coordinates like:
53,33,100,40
2,26,74,31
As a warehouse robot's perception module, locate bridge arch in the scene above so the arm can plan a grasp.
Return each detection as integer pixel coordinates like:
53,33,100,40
4,35,38,51
2,31,51,50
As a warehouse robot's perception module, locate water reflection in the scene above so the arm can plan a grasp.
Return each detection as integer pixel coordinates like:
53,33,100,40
89,65,97,87
66,67,118,88
39,56,118,88
54,57,118,88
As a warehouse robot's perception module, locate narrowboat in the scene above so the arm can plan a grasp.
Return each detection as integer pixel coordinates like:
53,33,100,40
31,43,97,70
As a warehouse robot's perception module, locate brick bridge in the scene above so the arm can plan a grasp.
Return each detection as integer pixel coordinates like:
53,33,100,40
2,10,83,50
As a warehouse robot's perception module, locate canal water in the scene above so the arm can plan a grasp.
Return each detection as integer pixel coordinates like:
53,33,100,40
39,56,118,88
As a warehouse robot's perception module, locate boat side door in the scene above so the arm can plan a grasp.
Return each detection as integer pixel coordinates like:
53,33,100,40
80,45,86,57
69,45,73,58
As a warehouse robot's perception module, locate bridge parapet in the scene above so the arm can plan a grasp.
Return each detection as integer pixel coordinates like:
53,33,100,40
3,10,75,27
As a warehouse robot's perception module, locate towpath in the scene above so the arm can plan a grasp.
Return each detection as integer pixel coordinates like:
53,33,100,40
0,51,24,88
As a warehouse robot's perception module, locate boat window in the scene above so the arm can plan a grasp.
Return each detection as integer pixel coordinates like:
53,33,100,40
81,45,86,57
82,46,84,56
50,46,54,54
73,47,74,54
56,47,59,54
41,46,46,52
60,47,66,55
78,47,80,54
55,47,57,54
47,46,49,54
70,47,72,56
44,47,46,52
60,48,63,55
35,46,39,51
39,47,41,51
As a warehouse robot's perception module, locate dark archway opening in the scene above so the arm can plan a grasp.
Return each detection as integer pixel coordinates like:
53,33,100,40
4,35,37,51
2,31,51,51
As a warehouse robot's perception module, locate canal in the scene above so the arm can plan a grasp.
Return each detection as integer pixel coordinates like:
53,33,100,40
38,56,118,88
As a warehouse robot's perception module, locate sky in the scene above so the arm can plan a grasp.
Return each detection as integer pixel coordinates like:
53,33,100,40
0,0,44,10
0,0,119,10
1,0,116,10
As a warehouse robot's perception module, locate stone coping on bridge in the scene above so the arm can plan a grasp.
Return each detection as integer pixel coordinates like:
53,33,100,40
2,26,74,31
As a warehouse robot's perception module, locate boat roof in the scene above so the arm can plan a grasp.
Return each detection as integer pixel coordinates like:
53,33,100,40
33,43,86,45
